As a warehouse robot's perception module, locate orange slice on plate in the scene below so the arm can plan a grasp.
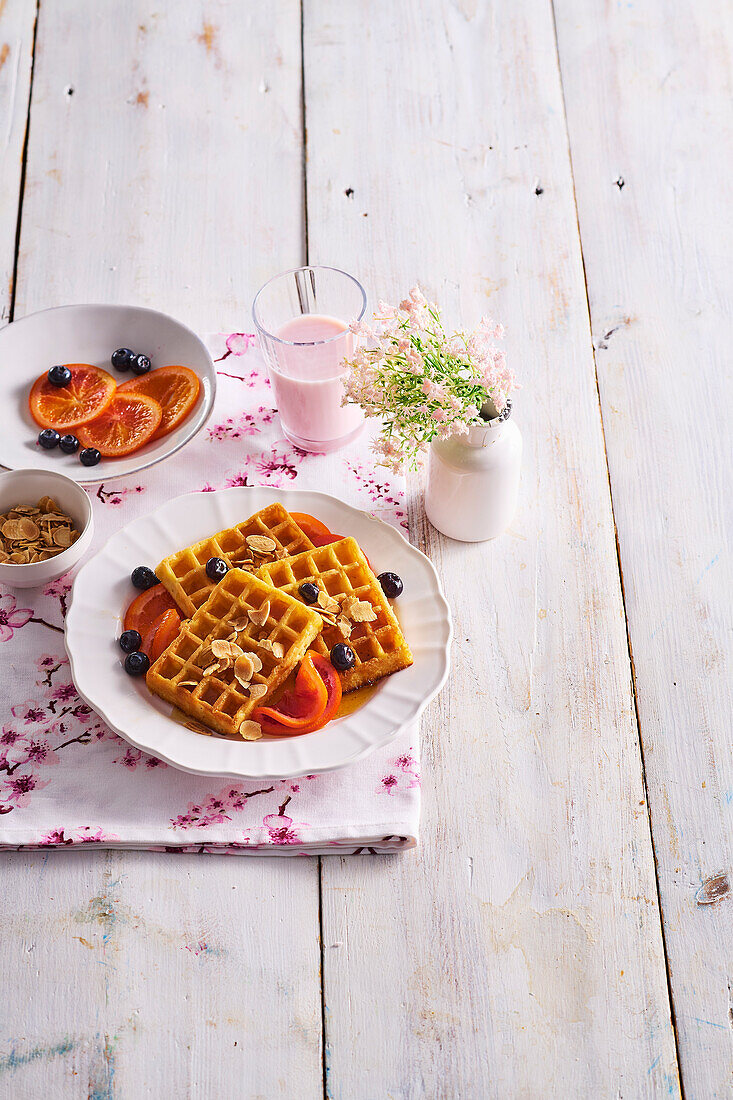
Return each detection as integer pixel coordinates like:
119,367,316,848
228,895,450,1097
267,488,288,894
123,585,179,638
29,364,116,430
148,608,182,662
77,392,162,456
118,365,200,439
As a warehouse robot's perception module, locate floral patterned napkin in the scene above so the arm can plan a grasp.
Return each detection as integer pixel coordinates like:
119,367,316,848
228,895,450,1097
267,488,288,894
0,335,420,855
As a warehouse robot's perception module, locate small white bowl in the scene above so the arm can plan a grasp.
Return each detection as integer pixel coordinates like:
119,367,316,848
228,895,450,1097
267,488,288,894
0,469,93,588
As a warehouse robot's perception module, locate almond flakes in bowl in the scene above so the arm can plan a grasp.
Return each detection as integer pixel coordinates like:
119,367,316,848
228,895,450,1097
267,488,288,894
0,497,80,565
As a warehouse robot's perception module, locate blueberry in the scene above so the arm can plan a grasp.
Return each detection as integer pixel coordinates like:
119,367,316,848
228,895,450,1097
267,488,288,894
79,447,101,467
377,571,403,599
124,651,150,676
131,565,159,590
298,581,319,604
205,556,228,581
131,354,151,375
58,433,79,454
48,364,71,387
37,428,60,450
119,629,142,653
330,643,356,671
111,348,135,371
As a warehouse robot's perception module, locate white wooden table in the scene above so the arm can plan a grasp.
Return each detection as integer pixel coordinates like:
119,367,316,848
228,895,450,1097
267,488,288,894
1,1,730,1096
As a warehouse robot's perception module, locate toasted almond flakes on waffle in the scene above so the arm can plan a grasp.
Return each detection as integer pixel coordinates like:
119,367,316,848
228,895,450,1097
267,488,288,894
155,503,314,618
145,569,322,737
257,536,413,692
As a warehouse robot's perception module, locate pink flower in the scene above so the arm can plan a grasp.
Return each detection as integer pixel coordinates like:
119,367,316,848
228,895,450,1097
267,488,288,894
51,683,78,703
262,813,304,845
117,748,143,769
39,828,72,846
11,700,47,725
36,653,66,672
76,826,119,843
0,727,22,746
1,740,29,768
225,332,256,355
0,595,33,642
432,408,448,422
43,577,72,599
3,771,49,807
380,774,398,794
25,739,58,767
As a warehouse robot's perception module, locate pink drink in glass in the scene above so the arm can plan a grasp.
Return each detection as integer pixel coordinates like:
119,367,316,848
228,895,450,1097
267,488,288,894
253,268,366,454
270,314,362,452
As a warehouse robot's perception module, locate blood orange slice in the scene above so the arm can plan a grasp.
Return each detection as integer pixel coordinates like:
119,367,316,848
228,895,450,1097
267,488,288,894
29,364,116,430
77,392,162,456
118,366,200,439
123,585,179,637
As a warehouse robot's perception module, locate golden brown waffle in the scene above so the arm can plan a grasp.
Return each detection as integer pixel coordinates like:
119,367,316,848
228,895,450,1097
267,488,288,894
146,568,323,737
258,536,413,692
156,503,314,618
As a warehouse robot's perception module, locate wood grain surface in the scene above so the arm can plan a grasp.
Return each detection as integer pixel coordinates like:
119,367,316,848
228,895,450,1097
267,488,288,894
555,1,733,1095
0,0,729,1096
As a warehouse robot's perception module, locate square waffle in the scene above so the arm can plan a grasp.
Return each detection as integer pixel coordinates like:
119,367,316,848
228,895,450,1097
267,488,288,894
156,503,314,618
258,536,413,692
146,569,323,737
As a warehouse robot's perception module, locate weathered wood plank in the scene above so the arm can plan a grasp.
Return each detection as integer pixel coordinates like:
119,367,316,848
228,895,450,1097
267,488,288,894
305,0,680,1095
0,0,36,322
15,0,304,331
554,1,733,1095
1,3,321,1098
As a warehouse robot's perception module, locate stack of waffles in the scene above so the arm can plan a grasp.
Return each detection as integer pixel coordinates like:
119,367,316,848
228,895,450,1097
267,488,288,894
146,505,413,738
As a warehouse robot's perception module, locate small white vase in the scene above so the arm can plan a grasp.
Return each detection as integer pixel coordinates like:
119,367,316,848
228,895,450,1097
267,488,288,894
424,406,522,542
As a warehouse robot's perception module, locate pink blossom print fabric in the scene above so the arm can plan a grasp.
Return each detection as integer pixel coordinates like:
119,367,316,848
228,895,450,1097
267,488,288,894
0,336,420,855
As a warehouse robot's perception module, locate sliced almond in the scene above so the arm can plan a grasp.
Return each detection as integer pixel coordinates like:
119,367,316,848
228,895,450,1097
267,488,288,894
347,599,377,622
53,527,73,548
271,641,285,659
239,720,263,741
248,652,263,673
317,590,340,615
2,520,24,540
248,600,270,627
234,652,256,686
211,639,244,661
203,662,223,677
177,680,199,689
248,683,268,700
16,518,39,539
336,615,353,638
246,534,277,554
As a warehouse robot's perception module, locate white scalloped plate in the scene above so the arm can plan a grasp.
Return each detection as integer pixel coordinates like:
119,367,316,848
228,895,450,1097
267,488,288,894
65,488,452,779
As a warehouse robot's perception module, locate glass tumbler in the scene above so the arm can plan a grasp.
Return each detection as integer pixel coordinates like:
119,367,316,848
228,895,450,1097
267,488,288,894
252,266,366,453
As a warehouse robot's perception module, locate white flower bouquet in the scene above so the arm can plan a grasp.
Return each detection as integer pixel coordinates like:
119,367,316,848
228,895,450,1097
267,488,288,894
342,286,517,471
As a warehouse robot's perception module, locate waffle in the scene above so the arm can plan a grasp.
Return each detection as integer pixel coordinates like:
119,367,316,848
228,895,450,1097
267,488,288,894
258,536,413,692
146,568,323,737
156,503,314,618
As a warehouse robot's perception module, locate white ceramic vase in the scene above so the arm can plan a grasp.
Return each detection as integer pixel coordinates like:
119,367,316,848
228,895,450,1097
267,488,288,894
424,405,522,542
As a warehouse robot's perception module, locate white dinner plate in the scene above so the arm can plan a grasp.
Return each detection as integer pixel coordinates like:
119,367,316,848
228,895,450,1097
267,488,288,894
0,304,216,484
65,487,452,779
